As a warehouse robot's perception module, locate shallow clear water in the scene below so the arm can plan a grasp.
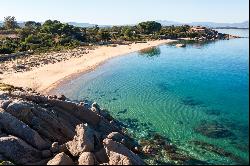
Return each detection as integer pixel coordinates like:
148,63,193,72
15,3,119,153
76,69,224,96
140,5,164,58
53,30,249,164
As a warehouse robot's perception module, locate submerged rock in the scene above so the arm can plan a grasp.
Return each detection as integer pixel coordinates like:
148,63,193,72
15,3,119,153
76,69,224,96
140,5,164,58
190,140,249,165
107,132,136,150
176,44,186,47
194,121,235,139
181,97,204,107
204,109,221,116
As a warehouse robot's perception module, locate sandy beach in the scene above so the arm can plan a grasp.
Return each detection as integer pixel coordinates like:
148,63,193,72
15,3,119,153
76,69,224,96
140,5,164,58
0,39,175,94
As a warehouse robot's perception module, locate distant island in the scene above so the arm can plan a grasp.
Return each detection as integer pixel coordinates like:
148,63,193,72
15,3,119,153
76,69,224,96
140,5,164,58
157,20,249,29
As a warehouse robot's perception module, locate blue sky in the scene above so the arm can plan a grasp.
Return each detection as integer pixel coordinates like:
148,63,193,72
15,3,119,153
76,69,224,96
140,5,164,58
0,0,249,24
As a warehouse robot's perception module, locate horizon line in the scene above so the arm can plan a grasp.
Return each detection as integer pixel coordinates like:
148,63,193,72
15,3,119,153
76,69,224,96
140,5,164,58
0,18,249,26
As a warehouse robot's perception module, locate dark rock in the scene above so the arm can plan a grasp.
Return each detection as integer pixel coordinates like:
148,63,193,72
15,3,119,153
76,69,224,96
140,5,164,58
0,154,6,161
194,121,235,138
58,144,68,153
58,95,66,101
107,132,136,150
205,109,221,116
190,140,249,165
94,148,109,164
50,142,59,153
0,100,12,110
97,118,120,136
42,150,52,158
181,97,204,107
117,109,128,115
0,135,42,165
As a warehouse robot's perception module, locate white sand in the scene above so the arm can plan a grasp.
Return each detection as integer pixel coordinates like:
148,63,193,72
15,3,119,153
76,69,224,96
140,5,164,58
1,39,175,94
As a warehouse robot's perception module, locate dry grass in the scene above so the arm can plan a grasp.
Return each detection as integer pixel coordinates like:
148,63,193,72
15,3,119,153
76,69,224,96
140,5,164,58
0,82,22,92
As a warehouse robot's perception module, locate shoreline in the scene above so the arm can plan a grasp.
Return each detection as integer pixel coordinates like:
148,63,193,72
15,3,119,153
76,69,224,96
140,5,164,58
0,39,176,94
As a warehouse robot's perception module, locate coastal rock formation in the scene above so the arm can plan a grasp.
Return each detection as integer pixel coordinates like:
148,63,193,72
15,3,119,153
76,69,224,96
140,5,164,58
47,152,74,165
0,84,142,165
0,109,49,150
78,152,96,165
0,136,42,165
66,124,95,156
103,139,145,165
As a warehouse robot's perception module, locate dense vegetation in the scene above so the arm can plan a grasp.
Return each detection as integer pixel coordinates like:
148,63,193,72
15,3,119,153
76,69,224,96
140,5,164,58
0,16,225,54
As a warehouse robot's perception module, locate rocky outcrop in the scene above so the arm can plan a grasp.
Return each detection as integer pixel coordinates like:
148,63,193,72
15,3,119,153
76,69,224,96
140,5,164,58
47,152,74,165
0,135,42,165
0,108,49,150
103,139,145,165
0,84,143,165
78,152,96,165
66,124,95,156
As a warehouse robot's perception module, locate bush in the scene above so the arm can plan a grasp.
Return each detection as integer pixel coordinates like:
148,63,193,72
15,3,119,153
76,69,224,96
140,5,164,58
0,47,13,54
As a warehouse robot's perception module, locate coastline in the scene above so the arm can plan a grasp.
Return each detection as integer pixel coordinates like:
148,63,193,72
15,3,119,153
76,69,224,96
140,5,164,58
0,39,176,94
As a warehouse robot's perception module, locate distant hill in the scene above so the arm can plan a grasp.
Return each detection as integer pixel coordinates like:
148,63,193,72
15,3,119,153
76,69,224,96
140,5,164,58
67,22,96,27
67,22,112,28
157,20,249,29
0,21,110,28
1,20,249,29
0,21,25,27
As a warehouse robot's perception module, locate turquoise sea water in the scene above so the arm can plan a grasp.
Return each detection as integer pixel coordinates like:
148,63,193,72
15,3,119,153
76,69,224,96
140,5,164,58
53,29,249,165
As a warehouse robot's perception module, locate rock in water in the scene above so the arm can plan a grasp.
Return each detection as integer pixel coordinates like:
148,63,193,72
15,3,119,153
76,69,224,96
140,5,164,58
0,136,42,165
176,44,186,47
107,132,135,150
66,124,95,156
47,152,74,165
195,121,235,139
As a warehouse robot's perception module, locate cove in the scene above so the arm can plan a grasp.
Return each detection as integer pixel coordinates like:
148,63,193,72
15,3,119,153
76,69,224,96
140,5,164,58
53,29,249,165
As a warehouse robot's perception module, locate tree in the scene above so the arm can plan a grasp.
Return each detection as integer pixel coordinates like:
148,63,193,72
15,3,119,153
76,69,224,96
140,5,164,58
24,21,41,29
98,30,111,42
138,21,162,34
3,16,19,29
122,26,135,40
3,16,17,30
